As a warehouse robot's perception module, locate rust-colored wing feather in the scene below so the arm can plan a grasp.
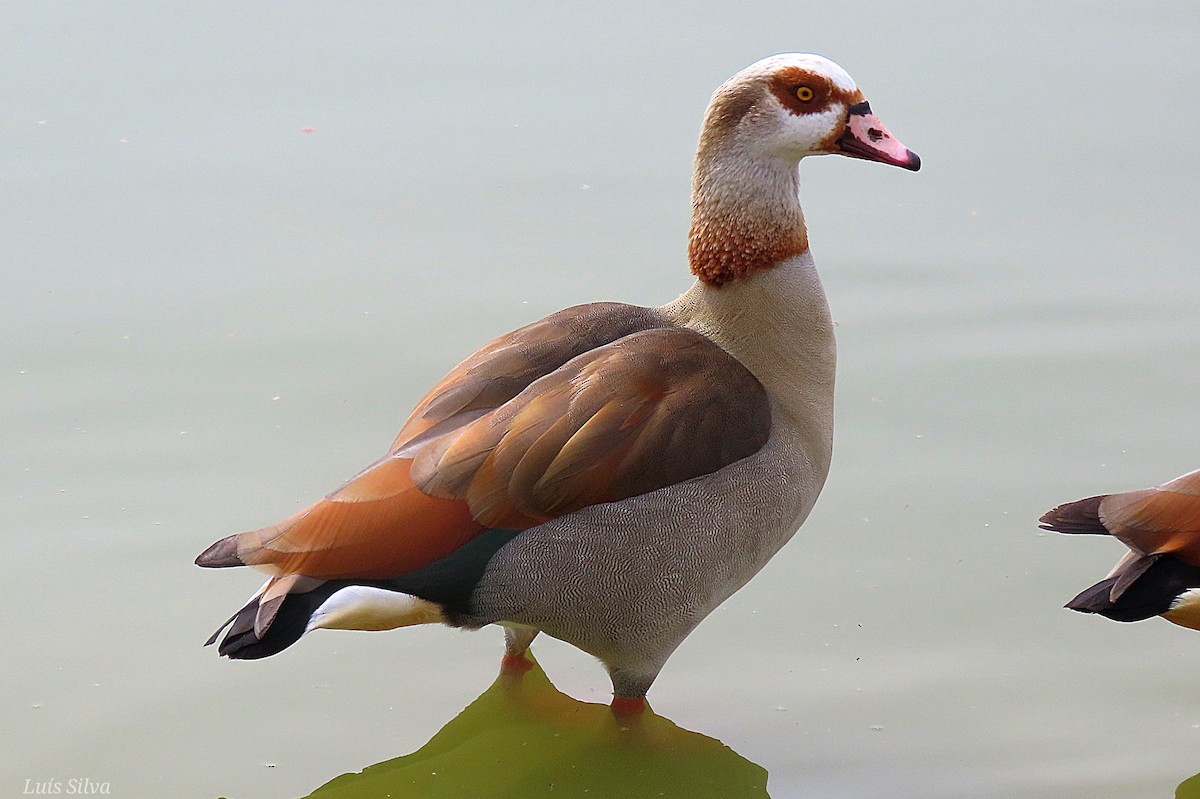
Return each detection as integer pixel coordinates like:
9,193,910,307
201,304,772,581
1099,469,1200,564
222,457,483,579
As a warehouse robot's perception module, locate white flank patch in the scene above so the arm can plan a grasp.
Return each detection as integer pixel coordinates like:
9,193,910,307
306,586,442,632
1168,589,1200,610
1165,589,1200,631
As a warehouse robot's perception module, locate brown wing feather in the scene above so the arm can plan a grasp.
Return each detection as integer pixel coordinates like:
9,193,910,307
411,327,772,527
227,456,483,580
201,303,770,582
1100,469,1200,565
392,302,665,452
203,302,665,580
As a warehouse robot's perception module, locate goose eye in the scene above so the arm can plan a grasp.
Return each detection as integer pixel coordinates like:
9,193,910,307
795,86,815,102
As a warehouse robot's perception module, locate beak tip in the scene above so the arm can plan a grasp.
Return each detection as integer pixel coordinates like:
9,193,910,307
905,150,921,172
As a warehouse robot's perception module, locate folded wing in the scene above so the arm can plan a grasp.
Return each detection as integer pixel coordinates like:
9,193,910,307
197,303,772,581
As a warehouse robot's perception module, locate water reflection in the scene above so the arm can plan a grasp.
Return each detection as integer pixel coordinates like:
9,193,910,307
1178,771,1200,799
299,656,769,799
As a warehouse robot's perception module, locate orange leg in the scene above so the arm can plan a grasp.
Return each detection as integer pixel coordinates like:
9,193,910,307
500,652,535,674
500,625,539,676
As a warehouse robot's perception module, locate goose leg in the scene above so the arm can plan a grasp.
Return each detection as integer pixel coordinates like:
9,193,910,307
500,625,539,674
607,663,661,717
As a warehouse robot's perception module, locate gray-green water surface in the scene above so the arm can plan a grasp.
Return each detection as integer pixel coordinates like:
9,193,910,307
6,2,1200,797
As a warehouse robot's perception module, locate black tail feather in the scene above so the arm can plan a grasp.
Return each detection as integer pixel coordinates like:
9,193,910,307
204,594,259,647
216,582,346,660
203,527,524,659
1066,554,1200,623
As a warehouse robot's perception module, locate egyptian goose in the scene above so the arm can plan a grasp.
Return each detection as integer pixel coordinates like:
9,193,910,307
1041,468,1200,629
196,53,920,710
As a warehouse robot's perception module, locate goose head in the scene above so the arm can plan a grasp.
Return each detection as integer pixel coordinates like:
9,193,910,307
699,53,920,170
689,54,918,287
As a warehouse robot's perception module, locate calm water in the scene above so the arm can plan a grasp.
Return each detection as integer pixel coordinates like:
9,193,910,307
6,2,1200,797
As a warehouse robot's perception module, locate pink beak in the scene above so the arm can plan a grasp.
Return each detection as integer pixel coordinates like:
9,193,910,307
836,102,920,171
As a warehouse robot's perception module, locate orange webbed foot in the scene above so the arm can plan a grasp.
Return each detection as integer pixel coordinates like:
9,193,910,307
609,696,647,720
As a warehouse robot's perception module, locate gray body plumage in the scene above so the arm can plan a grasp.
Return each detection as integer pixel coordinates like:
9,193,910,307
464,253,836,696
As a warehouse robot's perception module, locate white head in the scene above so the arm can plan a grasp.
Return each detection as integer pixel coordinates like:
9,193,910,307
699,53,919,170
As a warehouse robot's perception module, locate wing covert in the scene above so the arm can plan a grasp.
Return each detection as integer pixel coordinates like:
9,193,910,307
392,302,666,454
410,327,772,528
